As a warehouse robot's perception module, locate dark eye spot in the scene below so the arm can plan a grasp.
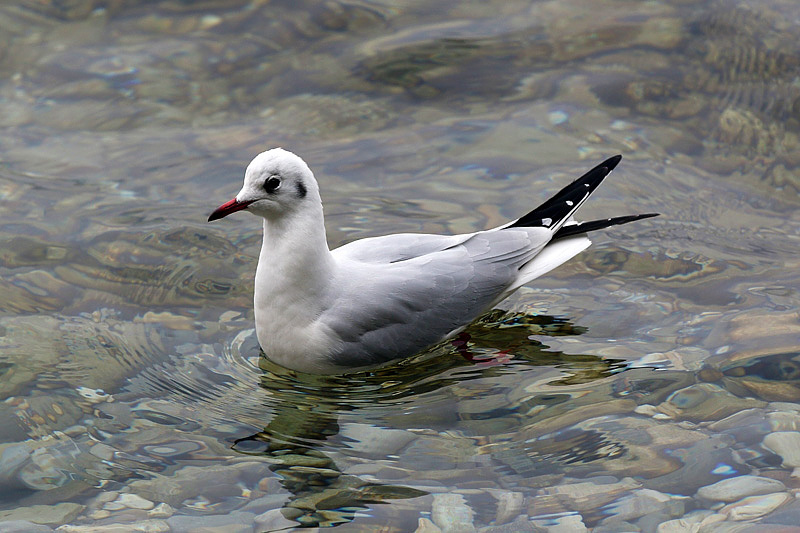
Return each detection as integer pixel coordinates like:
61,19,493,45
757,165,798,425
264,176,281,193
296,180,307,199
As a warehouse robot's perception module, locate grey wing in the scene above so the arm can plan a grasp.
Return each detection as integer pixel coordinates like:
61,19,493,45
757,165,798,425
321,227,552,368
331,232,471,264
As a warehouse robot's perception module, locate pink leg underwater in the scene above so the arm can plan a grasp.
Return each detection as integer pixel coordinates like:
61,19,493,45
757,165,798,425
452,332,514,366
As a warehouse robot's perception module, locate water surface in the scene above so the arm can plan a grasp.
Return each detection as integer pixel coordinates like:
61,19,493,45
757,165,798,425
1,0,799,531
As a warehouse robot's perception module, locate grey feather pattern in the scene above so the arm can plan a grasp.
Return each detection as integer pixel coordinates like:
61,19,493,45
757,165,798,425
325,228,551,367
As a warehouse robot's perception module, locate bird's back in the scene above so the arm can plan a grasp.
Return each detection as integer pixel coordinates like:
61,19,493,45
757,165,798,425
322,226,557,368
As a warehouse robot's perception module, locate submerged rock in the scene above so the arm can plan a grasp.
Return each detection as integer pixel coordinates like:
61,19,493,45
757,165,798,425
431,493,476,533
763,431,800,468
719,492,794,521
56,520,170,533
0,520,53,533
0,503,83,526
697,475,786,503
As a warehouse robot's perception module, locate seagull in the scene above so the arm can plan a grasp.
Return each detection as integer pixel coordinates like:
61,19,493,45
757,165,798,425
209,148,658,374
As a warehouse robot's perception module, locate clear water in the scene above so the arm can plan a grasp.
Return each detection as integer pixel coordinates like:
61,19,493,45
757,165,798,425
1,0,799,530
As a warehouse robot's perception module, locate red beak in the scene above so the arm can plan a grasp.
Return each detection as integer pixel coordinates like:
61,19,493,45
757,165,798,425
208,198,253,221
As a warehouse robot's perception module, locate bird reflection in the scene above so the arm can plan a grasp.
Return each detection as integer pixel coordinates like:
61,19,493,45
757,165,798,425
233,403,427,527
230,310,622,527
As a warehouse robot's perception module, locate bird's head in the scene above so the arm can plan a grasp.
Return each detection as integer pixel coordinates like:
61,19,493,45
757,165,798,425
208,148,319,222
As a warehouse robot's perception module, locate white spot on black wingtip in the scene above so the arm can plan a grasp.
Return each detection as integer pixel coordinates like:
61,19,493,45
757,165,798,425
566,200,574,206
542,217,552,226
584,183,590,187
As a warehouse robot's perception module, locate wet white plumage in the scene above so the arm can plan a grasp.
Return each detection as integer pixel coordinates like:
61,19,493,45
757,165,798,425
209,148,656,374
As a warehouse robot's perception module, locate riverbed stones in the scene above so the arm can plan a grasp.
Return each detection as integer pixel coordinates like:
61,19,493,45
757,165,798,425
253,508,297,531
655,510,716,533
146,503,174,519
0,503,83,526
103,493,155,511
658,383,766,422
431,493,476,533
127,460,273,506
56,520,170,532
530,513,587,532
491,489,525,525
339,423,417,457
0,520,53,533
767,410,800,432
414,517,442,533
166,511,256,533
719,492,794,521
697,475,786,503
762,432,800,468
536,477,641,512
708,408,771,445
602,488,682,523
481,514,541,533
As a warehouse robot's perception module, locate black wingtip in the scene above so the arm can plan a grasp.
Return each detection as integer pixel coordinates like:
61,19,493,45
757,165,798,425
509,155,623,230
604,154,623,172
553,212,660,240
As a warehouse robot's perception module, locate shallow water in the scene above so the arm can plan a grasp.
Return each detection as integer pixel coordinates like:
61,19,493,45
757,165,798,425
1,0,800,531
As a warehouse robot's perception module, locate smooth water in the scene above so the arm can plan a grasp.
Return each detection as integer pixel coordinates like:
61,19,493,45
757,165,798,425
1,1,799,531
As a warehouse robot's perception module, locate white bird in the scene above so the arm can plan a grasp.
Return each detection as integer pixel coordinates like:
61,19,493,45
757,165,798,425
209,148,657,374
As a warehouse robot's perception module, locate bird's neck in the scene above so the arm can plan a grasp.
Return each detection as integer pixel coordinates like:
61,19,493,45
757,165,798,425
254,206,335,315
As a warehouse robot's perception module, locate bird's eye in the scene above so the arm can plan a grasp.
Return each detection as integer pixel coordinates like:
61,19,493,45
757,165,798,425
264,176,281,193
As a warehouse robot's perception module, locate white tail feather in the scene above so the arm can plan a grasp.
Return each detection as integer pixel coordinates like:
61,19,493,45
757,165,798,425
511,235,591,292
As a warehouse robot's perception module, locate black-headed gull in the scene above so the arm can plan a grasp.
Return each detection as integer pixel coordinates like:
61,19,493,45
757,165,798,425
209,148,657,374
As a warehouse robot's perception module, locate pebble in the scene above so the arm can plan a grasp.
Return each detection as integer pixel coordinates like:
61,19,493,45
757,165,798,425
88,443,115,461
240,493,289,514
0,442,33,486
659,383,766,422
55,520,169,532
491,489,524,525
697,475,786,503
762,498,800,525
720,492,794,521
768,411,800,432
530,513,587,532
338,423,417,457
763,432,800,467
480,515,539,533
431,493,476,533
0,520,54,532
696,513,727,529
414,517,442,532
128,462,272,506
537,478,641,511
769,402,800,413
644,435,740,496
166,511,255,533
146,503,174,518
708,408,771,444
634,404,659,417
603,488,675,522
656,510,715,533
253,508,297,531
0,503,84,526
104,493,155,511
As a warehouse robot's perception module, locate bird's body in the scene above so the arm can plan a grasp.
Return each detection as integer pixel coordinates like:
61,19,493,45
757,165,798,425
209,149,657,374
